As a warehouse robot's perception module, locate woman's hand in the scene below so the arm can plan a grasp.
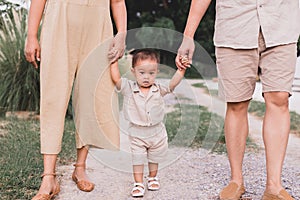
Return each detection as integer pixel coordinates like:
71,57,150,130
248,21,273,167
25,35,41,69
175,35,195,70
108,32,126,64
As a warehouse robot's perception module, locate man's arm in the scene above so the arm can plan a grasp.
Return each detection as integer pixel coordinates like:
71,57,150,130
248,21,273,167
169,69,186,92
110,62,122,90
176,0,212,70
183,0,211,38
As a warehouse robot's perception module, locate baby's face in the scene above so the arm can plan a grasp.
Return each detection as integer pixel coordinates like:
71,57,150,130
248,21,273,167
132,59,158,88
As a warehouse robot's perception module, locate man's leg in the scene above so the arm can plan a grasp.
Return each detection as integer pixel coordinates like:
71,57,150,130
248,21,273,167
263,92,290,194
225,100,250,184
258,39,296,199
219,100,249,200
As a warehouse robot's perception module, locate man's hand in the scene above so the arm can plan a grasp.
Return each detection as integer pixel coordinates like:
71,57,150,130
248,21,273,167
108,32,126,64
175,36,195,70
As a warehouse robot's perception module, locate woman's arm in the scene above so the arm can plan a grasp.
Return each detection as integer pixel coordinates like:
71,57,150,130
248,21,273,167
25,0,47,68
108,0,127,63
110,0,127,33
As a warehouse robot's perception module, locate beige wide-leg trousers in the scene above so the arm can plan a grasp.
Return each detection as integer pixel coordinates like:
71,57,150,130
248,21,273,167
40,0,119,154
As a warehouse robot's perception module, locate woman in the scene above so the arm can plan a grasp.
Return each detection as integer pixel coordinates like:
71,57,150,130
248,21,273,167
24,0,126,199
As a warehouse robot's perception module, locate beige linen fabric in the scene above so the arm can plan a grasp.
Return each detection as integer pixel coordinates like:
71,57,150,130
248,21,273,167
129,123,168,165
216,32,297,102
118,78,170,165
40,0,118,154
214,0,300,48
118,78,171,126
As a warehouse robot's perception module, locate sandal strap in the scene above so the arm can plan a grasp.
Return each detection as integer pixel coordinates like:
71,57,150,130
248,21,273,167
148,180,160,186
131,186,144,193
132,183,145,194
133,182,145,188
73,163,86,168
147,176,158,181
41,173,56,178
147,177,160,189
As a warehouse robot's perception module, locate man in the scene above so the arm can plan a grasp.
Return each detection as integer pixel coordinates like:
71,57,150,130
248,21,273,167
176,0,300,199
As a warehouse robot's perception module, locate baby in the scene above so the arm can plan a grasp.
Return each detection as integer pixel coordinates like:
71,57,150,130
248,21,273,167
110,49,186,197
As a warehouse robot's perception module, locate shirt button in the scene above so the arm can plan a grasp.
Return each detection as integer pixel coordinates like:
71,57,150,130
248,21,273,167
259,5,262,8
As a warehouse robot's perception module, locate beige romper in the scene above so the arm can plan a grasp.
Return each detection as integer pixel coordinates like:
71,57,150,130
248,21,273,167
118,78,169,165
40,0,119,154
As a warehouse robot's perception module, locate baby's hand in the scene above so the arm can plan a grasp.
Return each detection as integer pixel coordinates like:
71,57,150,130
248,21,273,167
175,36,194,70
179,55,190,67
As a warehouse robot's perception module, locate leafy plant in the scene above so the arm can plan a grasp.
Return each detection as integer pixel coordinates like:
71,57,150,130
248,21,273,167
0,8,40,112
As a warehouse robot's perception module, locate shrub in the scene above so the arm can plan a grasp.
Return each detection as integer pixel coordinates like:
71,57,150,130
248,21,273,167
0,8,40,112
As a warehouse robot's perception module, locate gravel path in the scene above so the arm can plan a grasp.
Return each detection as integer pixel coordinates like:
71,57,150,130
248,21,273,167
56,149,300,200
56,79,300,200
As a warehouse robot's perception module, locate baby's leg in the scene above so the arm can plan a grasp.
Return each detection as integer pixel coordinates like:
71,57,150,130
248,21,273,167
132,165,145,195
133,165,144,183
148,162,158,177
148,163,159,189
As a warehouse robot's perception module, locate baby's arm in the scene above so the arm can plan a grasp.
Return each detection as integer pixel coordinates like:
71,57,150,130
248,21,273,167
169,69,186,91
110,62,122,90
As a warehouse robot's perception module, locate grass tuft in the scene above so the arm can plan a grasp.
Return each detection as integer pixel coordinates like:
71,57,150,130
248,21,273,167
0,119,76,199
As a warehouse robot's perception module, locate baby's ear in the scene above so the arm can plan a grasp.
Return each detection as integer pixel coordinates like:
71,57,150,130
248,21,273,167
131,67,135,73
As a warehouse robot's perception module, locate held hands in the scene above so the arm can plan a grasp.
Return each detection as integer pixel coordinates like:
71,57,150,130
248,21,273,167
175,36,195,70
108,32,126,64
24,35,41,69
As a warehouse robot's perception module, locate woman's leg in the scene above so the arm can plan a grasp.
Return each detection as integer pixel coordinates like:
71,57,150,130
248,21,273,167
34,154,57,195
73,146,91,181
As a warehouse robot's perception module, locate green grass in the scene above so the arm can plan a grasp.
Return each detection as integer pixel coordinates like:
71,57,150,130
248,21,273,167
191,82,206,88
165,104,255,152
248,100,300,135
0,119,76,200
165,104,226,152
191,82,218,97
248,100,266,118
290,111,300,135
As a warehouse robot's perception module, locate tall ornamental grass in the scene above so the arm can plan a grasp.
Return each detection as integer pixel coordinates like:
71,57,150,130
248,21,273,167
0,8,40,112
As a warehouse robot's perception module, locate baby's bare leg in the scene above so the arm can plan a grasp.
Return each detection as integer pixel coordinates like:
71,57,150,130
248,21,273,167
148,162,159,189
148,162,158,177
132,165,145,195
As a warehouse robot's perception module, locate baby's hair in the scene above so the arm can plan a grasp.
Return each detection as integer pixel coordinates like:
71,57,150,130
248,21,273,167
131,48,160,68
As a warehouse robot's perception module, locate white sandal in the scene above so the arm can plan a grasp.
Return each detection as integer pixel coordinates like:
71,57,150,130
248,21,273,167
147,177,160,191
131,183,145,197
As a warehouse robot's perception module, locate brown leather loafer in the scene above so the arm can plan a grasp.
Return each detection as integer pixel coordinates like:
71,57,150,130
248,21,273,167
219,182,245,200
262,189,294,200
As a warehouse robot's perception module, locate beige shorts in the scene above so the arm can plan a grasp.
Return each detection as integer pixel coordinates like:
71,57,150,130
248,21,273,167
216,32,297,102
129,123,168,165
